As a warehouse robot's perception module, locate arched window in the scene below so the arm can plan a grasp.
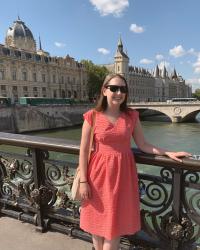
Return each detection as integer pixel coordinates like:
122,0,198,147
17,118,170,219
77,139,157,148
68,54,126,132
68,90,71,98
61,90,65,98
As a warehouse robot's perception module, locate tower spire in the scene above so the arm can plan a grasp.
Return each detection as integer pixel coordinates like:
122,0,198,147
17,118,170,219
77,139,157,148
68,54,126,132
39,35,42,50
117,35,123,53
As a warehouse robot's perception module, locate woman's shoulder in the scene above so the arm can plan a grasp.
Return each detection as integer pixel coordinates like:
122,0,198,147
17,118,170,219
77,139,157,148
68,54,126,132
126,108,139,118
83,109,96,126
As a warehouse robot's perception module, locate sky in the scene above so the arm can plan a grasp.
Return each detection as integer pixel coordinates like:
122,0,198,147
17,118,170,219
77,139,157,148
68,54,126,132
0,0,200,91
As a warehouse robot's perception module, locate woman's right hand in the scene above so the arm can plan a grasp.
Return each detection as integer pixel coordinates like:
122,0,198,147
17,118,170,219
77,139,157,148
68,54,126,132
80,182,92,200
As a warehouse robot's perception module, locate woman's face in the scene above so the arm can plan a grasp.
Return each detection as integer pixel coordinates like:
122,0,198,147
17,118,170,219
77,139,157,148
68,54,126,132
103,77,127,108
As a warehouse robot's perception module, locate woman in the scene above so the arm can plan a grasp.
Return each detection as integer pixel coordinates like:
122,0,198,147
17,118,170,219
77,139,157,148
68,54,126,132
79,73,191,250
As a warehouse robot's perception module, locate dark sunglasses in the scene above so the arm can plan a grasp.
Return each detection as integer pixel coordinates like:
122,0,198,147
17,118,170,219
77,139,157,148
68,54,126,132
105,85,127,93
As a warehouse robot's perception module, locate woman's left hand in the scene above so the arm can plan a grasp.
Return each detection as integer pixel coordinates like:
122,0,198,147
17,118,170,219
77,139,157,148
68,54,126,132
165,151,192,162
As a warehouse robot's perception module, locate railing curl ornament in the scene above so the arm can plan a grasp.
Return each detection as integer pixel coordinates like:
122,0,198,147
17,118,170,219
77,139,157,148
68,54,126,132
183,170,200,184
160,167,174,182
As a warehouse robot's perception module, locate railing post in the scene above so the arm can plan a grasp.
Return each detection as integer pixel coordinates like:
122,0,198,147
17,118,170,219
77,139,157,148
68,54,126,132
171,167,183,250
32,148,46,232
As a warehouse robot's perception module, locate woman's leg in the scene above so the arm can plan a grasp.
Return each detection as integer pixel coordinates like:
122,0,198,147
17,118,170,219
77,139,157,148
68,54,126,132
92,234,104,250
103,237,121,250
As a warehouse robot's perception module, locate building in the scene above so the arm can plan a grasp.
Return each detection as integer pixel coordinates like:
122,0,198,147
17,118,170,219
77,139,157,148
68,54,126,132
106,37,192,102
0,17,88,103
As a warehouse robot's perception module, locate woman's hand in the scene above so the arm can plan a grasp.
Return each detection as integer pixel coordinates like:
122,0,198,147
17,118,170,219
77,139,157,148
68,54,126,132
80,182,92,200
165,151,192,162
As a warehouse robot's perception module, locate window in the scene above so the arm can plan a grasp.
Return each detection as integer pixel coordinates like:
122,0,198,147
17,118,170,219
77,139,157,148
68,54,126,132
53,74,56,83
12,71,17,81
68,90,71,98
33,87,37,92
1,85,6,91
42,87,46,92
42,74,46,83
13,86,17,91
61,76,64,84
23,86,28,91
61,90,65,98
53,90,57,98
22,72,27,81
33,73,37,82
0,70,5,80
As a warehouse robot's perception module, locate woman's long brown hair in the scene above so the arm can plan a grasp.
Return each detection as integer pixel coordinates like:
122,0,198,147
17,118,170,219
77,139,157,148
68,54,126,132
95,73,129,112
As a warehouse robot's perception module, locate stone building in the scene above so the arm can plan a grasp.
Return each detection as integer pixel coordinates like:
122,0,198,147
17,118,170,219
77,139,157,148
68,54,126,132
107,37,192,102
0,17,88,103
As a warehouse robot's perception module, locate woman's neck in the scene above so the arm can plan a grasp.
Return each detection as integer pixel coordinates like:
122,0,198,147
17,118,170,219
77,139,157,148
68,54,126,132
105,106,121,116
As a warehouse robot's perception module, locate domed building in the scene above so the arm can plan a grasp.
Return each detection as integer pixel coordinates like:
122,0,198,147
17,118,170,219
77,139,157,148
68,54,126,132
5,17,36,52
0,17,88,103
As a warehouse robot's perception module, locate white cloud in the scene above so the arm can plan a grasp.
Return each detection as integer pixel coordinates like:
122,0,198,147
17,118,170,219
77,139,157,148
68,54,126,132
140,58,153,64
186,78,200,91
187,48,200,57
54,42,66,48
155,54,164,61
169,45,186,58
89,0,129,17
130,23,144,33
193,57,200,74
186,78,200,84
98,48,110,55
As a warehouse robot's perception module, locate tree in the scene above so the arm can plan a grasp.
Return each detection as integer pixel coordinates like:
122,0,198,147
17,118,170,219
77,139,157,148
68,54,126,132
81,60,109,101
192,88,200,100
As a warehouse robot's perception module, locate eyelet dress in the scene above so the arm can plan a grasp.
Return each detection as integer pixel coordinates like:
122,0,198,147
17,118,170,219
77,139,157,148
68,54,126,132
80,109,141,240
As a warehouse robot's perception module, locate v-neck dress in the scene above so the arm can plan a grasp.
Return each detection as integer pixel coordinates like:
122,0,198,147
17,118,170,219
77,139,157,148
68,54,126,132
80,109,141,240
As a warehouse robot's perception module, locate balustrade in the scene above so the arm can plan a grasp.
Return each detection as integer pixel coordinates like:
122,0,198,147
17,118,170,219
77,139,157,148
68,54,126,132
0,132,199,250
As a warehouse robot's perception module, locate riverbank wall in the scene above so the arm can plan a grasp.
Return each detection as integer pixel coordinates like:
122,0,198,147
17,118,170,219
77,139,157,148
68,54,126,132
0,105,92,133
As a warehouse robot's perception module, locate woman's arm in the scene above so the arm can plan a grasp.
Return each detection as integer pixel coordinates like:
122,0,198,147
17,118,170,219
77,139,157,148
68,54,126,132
133,119,191,162
79,120,92,199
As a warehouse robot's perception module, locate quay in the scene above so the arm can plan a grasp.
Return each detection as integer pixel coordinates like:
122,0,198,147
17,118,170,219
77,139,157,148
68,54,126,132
0,217,92,250
0,132,200,250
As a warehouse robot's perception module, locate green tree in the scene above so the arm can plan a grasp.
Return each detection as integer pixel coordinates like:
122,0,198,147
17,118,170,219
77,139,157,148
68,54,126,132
192,88,200,100
81,60,109,101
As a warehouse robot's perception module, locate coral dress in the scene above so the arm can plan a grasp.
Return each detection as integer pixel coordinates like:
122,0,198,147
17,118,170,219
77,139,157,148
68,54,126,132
80,109,141,240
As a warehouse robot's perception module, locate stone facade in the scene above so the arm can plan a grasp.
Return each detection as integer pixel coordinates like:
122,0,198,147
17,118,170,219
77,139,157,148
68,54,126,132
107,37,192,102
0,17,88,103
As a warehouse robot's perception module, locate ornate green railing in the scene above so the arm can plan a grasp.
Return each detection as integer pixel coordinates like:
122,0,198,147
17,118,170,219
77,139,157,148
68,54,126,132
0,132,199,250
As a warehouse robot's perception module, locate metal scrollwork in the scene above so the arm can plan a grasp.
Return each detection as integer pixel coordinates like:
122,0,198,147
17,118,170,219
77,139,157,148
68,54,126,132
160,167,174,182
141,181,169,209
184,170,200,184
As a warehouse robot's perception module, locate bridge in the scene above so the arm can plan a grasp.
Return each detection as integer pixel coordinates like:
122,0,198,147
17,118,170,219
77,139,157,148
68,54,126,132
0,133,200,249
129,102,200,123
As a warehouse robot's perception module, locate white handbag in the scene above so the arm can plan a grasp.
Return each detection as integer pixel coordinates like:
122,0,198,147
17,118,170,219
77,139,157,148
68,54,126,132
71,111,96,201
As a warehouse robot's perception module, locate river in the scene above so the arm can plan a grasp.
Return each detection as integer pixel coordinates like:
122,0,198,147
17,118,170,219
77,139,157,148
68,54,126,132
30,115,200,155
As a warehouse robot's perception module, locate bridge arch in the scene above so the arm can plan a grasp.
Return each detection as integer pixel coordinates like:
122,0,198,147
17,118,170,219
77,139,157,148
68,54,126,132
129,103,200,123
132,107,172,121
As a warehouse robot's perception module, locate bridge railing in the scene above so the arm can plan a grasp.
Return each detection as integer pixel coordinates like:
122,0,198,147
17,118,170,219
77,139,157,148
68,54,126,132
0,132,199,250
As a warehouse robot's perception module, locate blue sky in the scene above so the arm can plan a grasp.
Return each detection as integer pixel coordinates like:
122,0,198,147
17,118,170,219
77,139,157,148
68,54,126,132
0,0,200,91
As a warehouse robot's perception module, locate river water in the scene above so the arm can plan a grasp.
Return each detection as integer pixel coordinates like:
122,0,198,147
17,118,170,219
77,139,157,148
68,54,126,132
31,115,200,155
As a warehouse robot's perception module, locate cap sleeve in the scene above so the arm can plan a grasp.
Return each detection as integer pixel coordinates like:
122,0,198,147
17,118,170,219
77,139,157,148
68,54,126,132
83,109,94,126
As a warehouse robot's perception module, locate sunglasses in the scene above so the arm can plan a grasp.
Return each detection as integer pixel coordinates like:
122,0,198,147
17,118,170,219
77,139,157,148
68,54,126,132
105,85,127,93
